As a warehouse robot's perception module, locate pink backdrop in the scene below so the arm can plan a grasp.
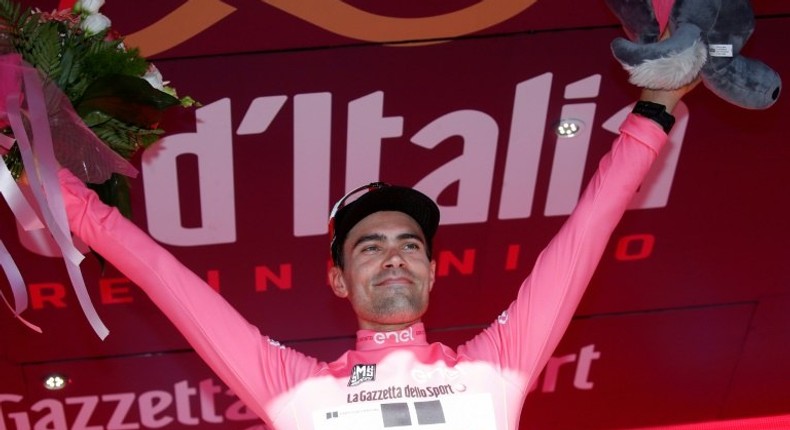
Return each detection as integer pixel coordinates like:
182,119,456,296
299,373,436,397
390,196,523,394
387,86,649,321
1,1,789,428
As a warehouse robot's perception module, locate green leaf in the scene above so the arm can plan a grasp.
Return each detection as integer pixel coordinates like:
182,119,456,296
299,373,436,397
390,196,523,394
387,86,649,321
1,141,23,180
87,113,164,158
82,38,148,78
76,74,180,128
0,0,21,31
87,173,133,219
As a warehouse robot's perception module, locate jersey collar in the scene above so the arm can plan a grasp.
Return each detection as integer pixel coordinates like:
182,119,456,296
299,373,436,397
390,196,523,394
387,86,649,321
356,323,428,351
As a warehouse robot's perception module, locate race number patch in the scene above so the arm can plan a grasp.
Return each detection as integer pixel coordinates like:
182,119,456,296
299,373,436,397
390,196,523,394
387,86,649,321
313,393,497,429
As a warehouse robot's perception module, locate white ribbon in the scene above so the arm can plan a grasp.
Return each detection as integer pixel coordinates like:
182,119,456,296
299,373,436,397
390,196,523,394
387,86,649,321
2,65,109,339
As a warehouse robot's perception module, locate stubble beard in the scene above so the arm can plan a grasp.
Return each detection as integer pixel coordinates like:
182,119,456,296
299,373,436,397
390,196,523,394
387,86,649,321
362,267,430,324
372,291,426,322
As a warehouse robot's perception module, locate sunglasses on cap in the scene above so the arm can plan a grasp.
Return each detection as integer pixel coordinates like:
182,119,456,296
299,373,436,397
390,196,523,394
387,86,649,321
328,182,391,248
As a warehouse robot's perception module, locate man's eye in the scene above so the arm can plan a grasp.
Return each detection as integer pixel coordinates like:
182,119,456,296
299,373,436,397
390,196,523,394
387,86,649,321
404,243,421,251
361,245,380,253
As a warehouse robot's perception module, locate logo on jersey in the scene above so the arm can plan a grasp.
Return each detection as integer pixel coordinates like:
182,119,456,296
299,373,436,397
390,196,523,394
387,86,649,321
373,326,415,345
348,364,376,387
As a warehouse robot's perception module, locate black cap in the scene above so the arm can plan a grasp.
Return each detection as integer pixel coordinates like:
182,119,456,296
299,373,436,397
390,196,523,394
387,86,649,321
329,184,440,267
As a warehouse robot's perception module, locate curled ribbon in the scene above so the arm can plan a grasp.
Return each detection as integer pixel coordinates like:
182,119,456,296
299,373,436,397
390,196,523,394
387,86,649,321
1,53,138,339
0,131,44,333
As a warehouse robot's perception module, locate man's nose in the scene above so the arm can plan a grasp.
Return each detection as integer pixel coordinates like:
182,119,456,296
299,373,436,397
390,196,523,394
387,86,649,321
383,247,406,267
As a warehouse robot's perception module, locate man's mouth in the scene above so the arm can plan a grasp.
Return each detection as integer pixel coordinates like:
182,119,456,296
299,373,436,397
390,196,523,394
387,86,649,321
375,277,412,287
374,269,414,287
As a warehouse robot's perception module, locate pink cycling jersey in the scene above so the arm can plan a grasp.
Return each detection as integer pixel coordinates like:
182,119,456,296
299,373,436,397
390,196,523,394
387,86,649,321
61,114,667,429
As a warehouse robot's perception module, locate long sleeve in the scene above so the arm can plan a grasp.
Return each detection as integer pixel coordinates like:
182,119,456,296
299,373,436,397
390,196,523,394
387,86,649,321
461,113,668,389
60,170,322,423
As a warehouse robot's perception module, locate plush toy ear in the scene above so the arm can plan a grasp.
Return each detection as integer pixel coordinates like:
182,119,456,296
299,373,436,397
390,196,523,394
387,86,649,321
611,25,706,89
606,0,707,90
604,0,662,43
699,0,781,109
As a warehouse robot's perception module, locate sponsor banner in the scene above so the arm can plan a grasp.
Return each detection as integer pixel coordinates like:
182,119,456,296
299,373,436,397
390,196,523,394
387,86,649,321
8,353,263,430
1,305,754,429
1,2,789,428
521,304,755,429
3,20,788,363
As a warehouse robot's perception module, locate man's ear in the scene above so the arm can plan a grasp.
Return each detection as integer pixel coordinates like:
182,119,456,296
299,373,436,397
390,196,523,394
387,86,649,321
328,266,349,298
429,259,436,292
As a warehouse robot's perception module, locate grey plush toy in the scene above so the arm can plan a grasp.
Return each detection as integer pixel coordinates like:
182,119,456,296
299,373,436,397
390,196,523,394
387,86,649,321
605,0,781,109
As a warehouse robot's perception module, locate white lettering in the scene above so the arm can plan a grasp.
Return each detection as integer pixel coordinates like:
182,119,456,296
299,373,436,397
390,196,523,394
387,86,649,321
413,110,498,225
129,72,686,245
142,99,237,246
345,91,404,195
0,379,255,429
65,396,101,430
545,100,596,216
411,368,461,383
293,93,333,237
30,398,66,430
574,344,601,390
236,95,287,135
173,381,199,425
498,73,552,219
529,343,602,394
138,390,173,428
373,327,415,345
286,72,685,235
544,75,601,216
198,379,224,423
102,393,137,430
541,352,577,393
6,412,29,430
0,395,24,430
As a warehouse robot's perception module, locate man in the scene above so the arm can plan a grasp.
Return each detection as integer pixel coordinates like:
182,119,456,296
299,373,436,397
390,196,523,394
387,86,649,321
59,84,694,428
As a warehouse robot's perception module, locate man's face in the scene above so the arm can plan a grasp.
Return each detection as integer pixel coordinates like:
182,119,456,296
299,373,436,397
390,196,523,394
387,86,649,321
329,211,436,331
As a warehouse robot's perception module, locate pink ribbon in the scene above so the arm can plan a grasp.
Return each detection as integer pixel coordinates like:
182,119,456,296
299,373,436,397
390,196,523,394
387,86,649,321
0,54,138,339
0,158,44,231
0,54,41,332
0,157,45,332
0,239,41,333
651,0,673,35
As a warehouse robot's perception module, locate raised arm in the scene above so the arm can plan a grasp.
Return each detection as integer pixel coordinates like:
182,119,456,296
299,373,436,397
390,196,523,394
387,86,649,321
59,169,319,421
463,84,697,386
641,82,698,113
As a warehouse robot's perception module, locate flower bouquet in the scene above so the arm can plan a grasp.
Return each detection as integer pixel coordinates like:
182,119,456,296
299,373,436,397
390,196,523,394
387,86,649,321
0,0,194,338
1,0,194,215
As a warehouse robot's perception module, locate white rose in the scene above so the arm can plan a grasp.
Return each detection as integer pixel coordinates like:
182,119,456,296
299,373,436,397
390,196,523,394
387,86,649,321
75,0,105,14
80,13,111,34
143,67,165,91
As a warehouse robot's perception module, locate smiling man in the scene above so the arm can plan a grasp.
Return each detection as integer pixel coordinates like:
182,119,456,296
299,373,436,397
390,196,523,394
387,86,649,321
328,184,440,331
58,82,694,428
